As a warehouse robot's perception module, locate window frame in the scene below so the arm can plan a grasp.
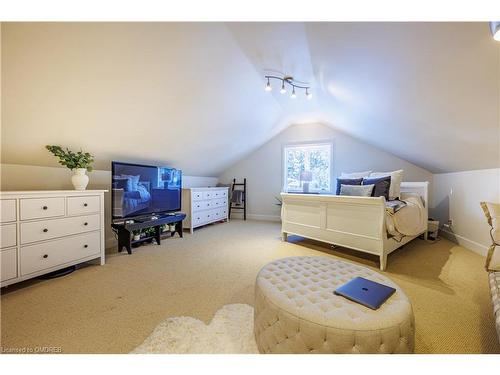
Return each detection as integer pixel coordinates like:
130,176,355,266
281,141,334,194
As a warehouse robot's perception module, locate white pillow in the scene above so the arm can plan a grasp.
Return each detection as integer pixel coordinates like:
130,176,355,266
369,170,403,200
340,184,374,197
340,170,372,179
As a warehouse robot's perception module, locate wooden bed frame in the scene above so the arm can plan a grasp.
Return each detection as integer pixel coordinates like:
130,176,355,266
281,182,429,270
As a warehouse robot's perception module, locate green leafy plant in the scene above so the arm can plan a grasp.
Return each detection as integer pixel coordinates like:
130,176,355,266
45,145,94,172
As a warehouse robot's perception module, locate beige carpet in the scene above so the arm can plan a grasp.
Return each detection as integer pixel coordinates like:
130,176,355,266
1,220,499,354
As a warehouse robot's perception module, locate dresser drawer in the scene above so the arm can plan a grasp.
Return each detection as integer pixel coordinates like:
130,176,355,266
203,200,215,210
192,211,206,226
212,198,227,208
212,190,226,199
67,195,100,216
220,206,228,219
210,207,225,221
20,197,65,221
192,200,205,212
20,214,100,244
1,248,18,282
1,224,17,249
193,199,215,212
21,231,100,276
204,208,219,222
192,191,204,201
1,199,17,223
202,191,214,200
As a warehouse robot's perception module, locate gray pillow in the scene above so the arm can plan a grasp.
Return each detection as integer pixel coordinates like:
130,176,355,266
340,184,375,197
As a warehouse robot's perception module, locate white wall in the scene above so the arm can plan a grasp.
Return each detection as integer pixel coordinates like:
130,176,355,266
431,168,500,255
0,23,283,176
0,163,218,248
218,123,434,221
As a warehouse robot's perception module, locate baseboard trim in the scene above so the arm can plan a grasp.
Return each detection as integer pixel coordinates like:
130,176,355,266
440,229,488,256
248,214,281,222
230,213,281,222
106,236,117,251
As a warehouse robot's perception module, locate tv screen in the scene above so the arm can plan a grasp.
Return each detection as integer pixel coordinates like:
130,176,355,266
111,162,182,220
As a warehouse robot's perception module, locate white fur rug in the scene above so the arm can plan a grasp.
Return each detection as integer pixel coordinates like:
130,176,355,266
131,304,259,354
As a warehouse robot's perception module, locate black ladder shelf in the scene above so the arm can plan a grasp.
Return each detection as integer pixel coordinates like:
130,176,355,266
229,178,247,220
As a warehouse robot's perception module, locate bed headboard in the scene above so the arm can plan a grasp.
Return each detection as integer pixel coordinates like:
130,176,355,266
400,181,429,208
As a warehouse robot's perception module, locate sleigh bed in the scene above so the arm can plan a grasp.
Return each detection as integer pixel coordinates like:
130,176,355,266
280,182,429,270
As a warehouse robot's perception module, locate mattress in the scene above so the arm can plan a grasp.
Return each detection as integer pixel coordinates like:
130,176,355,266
385,194,426,239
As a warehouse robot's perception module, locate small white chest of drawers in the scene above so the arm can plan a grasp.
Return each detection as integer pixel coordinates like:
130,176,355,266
0,190,107,287
182,187,229,233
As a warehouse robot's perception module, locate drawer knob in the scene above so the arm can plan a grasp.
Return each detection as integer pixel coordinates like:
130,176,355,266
84,203,88,207
84,222,88,226
42,206,48,210
84,244,88,248
43,228,48,233
43,254,48,259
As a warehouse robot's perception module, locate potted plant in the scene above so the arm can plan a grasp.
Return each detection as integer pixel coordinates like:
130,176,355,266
46,145,94,190
132,230,141,241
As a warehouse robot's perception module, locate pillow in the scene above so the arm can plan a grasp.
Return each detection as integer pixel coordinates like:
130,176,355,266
120,174,140,191
340,170,372,179
113,178,128,190
369,170,403,200
340,184,374,197
336,178,363,195
362,176,391,200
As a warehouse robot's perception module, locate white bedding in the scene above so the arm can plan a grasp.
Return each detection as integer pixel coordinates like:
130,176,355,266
385,193,426,239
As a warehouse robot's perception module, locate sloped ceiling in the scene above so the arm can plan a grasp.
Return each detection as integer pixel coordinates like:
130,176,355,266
1,22,499,175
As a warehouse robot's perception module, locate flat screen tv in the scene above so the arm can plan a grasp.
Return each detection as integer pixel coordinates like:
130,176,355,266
111,161,182,221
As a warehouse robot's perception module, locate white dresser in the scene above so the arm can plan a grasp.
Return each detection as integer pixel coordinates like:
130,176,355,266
0,190,107,287
182,187,229,233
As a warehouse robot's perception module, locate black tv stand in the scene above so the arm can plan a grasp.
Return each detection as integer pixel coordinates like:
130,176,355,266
112,212,186,254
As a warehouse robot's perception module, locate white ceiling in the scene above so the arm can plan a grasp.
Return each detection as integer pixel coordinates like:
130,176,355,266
1,22,499,175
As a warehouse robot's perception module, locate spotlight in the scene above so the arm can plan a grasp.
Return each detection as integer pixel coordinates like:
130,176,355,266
306,88,313,100
264,78,272,91
280,81,286,94
291,87,297,99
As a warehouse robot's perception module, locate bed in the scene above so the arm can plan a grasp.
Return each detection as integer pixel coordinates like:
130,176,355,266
280,182,429,270
112,180,152,218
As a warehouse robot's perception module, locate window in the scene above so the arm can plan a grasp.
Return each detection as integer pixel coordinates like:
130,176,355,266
283,142,332,193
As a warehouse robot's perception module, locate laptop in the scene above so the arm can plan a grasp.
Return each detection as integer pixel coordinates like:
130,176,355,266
334,277,396,310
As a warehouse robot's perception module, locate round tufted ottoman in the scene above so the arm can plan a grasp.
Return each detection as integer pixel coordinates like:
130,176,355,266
254,256,415,354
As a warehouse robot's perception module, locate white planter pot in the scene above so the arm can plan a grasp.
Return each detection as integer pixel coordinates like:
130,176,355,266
71,168,89,191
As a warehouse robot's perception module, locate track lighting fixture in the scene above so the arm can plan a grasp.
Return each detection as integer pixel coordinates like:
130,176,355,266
280,81,286,94
263,74,311,100
265,77,272,92
306,88,312,100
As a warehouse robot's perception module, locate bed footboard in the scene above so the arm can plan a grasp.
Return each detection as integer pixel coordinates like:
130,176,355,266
281,193,388,268
281,181,429,271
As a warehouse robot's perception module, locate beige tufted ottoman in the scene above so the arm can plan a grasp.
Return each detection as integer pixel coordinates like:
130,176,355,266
254,257,415,354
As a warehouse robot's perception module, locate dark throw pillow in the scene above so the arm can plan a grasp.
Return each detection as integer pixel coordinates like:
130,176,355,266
362,176,391,200
336,178,363,195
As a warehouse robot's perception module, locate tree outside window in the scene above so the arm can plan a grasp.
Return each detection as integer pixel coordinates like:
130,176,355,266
283,143,332,193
